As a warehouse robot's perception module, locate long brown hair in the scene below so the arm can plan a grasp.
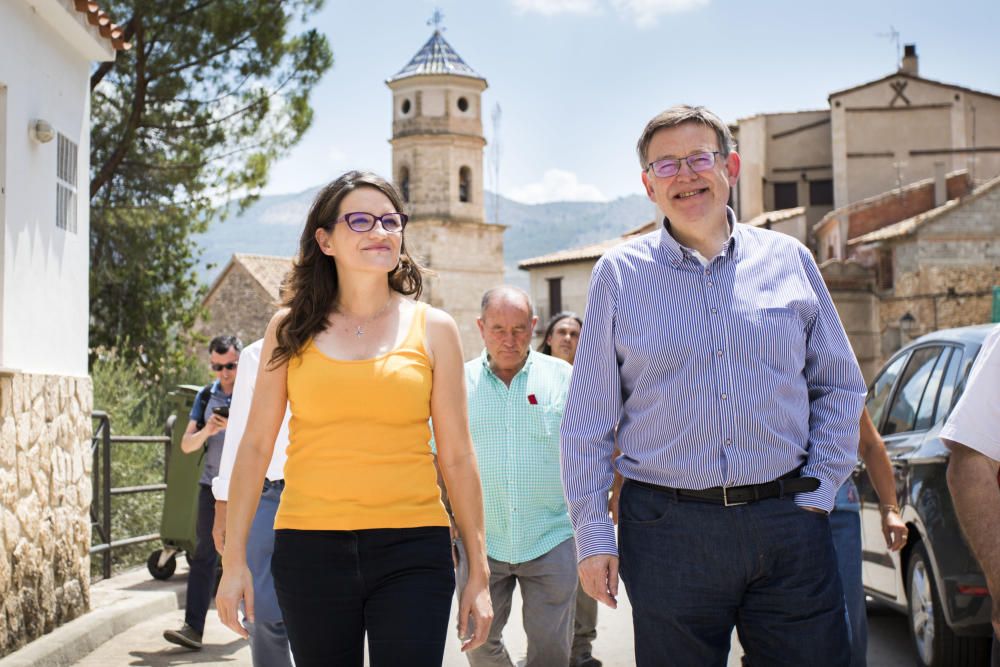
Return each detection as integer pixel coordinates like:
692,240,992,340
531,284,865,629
537,311,583,356
271,170,423,367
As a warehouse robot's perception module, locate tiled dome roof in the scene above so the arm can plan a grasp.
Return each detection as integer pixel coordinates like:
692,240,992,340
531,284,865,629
388,30,483,82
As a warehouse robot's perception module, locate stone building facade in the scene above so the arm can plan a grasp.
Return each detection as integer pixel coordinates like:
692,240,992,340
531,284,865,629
735,45,1000,227
198,254,291,358
849,174,1000,364
734,110,833,226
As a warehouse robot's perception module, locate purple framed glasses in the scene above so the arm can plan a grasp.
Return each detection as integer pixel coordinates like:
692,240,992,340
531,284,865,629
647,151,721,178
334,212,408,233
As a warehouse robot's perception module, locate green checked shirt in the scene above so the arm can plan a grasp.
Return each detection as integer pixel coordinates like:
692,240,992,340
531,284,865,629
466,349,575,564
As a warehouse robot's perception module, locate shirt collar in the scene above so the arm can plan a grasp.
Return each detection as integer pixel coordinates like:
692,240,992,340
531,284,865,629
657,206,740,267
479,348,535,379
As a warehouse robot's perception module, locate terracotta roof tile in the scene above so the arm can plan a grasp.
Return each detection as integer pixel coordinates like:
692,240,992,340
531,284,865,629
813,170,969,234
744,206,805,228
848,173,1000,245
232,254,294,300
518,220,659,269
72,0,131,51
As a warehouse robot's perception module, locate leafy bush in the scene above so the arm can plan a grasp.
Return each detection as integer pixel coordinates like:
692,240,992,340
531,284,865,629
90,344,208,578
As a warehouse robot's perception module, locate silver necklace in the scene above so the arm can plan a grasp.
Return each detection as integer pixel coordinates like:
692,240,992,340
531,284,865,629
338,295,393,338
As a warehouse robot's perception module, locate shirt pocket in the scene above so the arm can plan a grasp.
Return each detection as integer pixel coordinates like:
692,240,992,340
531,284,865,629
527,404,564,461
749,307,806,373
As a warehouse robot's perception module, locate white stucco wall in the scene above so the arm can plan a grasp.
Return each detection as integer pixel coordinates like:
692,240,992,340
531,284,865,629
0,0,110,376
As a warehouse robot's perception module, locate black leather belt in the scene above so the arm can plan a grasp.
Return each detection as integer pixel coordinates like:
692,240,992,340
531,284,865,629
631,470,819,507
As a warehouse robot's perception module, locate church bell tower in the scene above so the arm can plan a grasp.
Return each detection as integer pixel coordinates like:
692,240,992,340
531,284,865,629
387,20,504,357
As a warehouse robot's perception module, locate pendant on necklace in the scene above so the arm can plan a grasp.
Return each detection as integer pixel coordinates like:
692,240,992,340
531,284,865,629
355,326,364,337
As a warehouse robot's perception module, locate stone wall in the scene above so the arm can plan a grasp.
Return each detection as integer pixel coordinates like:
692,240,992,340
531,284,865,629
0,371,92,656
879,178,1000,340
199,263,279,363
405,218,505,359
821,261,882,382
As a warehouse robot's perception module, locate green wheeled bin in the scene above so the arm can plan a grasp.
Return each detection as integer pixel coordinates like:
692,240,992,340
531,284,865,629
147,385,206,580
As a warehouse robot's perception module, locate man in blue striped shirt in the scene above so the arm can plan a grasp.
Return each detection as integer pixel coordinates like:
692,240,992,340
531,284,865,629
560,105,867,667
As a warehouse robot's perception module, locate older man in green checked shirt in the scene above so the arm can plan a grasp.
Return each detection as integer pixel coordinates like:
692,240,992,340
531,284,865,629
454,285,578,667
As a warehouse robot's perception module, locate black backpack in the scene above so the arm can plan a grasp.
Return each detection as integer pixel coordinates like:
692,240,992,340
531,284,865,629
193,383,214,431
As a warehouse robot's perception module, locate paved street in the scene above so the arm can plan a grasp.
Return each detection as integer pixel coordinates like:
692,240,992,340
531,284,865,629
71,563,917,666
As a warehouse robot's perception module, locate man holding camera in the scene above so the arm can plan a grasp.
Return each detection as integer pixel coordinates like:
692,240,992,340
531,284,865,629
164,335,242,650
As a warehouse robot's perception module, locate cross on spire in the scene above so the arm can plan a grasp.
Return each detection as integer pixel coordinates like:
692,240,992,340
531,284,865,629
428,8,445,32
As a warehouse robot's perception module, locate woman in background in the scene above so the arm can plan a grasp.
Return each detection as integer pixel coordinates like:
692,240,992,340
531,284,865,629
216,171,492,666
832,407,908,667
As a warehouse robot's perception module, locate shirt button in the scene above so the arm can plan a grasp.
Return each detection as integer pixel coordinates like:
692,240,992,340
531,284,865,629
717,350,724,357
707,281,714,287
721,393,728,400
704,269,711,276
711,307,718,314
725,438,733,445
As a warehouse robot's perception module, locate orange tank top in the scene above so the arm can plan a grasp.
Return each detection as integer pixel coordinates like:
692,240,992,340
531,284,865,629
275,302,448,530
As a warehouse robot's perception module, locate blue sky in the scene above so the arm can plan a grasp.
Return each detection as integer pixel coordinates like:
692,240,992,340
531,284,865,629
262,0,1000,204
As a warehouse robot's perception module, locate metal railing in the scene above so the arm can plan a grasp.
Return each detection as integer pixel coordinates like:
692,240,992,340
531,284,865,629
90,411,175,580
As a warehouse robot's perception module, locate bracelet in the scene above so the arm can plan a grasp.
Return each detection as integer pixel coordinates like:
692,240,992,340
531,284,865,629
879,503,900,515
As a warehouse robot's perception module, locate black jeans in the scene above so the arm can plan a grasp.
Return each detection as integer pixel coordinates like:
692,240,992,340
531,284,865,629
272,526,455,667
185,484,218,634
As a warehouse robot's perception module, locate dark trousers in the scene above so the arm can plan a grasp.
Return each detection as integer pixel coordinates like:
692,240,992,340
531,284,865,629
618,480,850,667
184,484,218,634
272,526,455,667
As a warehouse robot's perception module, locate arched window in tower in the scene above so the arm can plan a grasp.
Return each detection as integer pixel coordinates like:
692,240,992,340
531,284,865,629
399,167,410,202
459,166,471,203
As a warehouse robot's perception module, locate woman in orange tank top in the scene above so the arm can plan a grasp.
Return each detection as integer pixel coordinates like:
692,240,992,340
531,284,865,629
215,171,492,666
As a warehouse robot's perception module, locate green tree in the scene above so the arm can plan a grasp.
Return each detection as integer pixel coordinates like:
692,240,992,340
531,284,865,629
89,0,332,375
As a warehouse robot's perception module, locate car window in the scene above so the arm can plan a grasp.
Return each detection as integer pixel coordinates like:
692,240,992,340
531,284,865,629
932,346,964,423
947,345,982,413
867,353,909,430
883,346,944,435
914,347,951,430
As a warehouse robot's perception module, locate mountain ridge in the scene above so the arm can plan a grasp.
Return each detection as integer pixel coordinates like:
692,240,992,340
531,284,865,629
195,188,657,288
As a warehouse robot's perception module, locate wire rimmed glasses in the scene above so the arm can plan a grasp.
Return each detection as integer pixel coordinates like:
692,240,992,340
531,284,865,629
647,151,721,179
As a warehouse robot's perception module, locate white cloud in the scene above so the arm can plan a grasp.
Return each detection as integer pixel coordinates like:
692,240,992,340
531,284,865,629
507,169,607,204
609,0,709,28
511,0,601,16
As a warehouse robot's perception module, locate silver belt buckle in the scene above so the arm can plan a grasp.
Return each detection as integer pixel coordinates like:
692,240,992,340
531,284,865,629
722,486,748,507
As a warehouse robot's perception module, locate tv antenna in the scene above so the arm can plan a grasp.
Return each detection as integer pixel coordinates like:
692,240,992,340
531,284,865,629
877,25,901,69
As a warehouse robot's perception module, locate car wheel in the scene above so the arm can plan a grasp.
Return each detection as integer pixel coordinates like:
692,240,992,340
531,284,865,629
907,542,991,666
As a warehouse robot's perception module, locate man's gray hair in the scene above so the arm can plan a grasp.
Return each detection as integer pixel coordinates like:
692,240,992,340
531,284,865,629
480,286,534,316
636,105,736,169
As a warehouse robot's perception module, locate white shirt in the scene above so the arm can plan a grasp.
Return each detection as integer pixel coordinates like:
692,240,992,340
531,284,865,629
211,338,290,501
941,324,1000,461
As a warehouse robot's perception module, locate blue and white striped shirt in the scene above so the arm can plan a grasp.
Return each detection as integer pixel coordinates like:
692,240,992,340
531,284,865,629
560,210,867,561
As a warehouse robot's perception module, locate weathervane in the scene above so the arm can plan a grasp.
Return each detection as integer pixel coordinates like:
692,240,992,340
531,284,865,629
428,8,445,32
